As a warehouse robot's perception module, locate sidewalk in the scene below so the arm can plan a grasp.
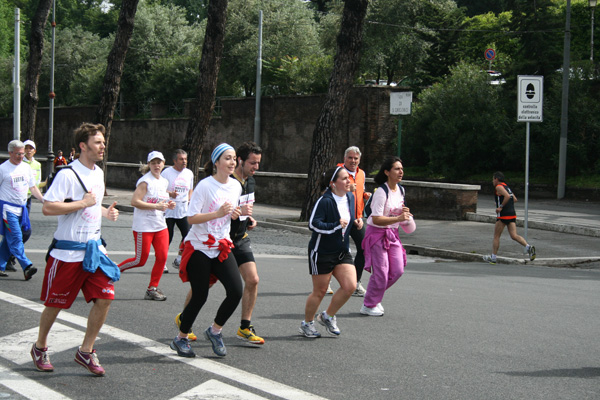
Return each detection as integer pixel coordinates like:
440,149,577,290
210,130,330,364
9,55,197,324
104,187,600,268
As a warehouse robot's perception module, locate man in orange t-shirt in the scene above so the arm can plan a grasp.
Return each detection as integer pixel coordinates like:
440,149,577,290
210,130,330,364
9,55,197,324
337,146,371,296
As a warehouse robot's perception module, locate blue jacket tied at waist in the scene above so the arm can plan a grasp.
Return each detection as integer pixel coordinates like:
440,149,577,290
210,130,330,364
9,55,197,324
54,239,120,282
0,200,31,235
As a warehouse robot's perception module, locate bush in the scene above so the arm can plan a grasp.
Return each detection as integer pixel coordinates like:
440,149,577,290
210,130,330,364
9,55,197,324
405,62,511,179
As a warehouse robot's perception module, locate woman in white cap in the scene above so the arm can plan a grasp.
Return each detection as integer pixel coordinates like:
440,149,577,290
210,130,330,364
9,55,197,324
119,151,175,301
170,143,243,358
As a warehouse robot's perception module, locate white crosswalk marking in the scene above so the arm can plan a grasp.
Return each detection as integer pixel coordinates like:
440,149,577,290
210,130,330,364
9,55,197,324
0,290,328,400
0,364,72,400
0,324,81,365
170,379,269,400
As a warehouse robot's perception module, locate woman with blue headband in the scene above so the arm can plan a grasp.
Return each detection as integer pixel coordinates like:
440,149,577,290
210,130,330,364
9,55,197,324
170,143,243,358
300,166,357,338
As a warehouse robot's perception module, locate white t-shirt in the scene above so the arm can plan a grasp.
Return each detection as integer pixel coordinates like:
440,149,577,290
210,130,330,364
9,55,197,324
44,160,106,262
332,192,350,236
161,166,194,219
132,172,170,232
367,183,406,229
184,176,242,258
0,160,36,217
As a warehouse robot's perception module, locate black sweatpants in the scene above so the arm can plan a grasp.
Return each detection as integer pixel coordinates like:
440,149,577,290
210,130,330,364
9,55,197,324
166,217,190,244
179,250,243,334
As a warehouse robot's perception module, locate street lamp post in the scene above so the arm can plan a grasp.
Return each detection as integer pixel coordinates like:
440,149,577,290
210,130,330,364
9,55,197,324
591,0,597,61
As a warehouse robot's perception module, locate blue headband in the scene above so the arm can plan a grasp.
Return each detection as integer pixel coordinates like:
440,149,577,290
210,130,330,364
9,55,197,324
211,143,234,164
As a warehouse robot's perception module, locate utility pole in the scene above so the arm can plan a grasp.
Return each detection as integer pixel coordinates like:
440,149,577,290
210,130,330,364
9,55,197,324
558,0,571,199
13,8,20,140
47,0,57,179
253,10,263,145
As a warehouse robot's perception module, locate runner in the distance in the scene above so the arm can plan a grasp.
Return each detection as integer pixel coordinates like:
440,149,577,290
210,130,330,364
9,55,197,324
483,171,536,264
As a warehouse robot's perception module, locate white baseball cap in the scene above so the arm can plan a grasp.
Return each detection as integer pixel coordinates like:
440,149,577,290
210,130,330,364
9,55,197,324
23,140,36,149
147,151,165,162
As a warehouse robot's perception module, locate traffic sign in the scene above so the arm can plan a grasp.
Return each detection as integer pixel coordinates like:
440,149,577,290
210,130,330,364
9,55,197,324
390,91,412,115
484,48,496,61
517,75,543,122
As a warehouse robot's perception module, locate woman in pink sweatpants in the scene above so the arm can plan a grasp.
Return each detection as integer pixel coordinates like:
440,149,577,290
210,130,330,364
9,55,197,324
361,156,415,316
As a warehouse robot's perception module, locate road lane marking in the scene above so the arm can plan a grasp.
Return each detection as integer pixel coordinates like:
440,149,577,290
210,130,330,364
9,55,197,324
0,364,72,400
22,250,305,259
0,290,327,400
0,324,80,365
170,379,269,400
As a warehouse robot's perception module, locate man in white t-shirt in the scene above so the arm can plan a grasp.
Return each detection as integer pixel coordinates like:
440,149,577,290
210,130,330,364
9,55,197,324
30,123,120,377
0,140,45,280
162,149,194,272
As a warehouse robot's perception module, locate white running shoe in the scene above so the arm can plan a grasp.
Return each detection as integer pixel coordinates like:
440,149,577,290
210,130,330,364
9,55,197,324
299,321,321,338
326,284,334,294
163,264,169,273
352,282,366,297
483,254,497,265
360,304,384,317
376,303,384,313
527,245,536,261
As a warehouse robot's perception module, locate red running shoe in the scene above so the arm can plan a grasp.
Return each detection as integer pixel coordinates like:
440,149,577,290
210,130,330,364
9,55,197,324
31,343,54,372
74,348,105,376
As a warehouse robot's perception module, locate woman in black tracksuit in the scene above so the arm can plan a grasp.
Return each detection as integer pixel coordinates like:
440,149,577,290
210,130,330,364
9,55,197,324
299,166,358,338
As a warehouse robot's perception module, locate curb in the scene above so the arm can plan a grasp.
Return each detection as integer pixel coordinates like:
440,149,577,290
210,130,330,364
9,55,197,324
465,212,600,238
404,244,600,268
260,218,600,268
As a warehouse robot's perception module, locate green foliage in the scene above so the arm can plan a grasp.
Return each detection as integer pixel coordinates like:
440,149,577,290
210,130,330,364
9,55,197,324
456,0,511,17
457,11,518,73
143,54,201,101
416,0,466,85
152,0,209,24
120,0,204,103
314,0,343,56
219,0,325,96
361,0,429,84
262,53,332,95
0,0,12,57
37,26,112,107
54,0,120,38
405,62,511,179
540,61,600,176
504,0,564,78
0,57,14,116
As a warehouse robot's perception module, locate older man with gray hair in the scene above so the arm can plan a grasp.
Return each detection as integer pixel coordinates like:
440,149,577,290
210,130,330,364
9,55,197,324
0,140,45,280
336,146,371,296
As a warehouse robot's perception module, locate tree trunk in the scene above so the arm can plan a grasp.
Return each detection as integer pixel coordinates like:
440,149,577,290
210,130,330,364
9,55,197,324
21,0,53,141
184,0,228,184
95,0,140,174
300,0,369,221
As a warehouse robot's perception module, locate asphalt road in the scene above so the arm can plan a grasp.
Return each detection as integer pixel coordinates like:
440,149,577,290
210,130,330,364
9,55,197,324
1,203,600,400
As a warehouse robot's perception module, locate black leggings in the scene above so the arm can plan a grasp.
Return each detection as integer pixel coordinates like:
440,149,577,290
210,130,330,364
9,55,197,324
179,250,243,334
166,217,190,244
350,222,365,281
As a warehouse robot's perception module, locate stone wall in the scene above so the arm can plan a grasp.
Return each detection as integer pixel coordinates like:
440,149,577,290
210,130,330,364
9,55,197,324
1,87,402,175
99,162,479,220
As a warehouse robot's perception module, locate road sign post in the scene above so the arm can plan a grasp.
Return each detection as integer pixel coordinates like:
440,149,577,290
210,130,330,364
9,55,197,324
517,75,544,241
484,48,496,70
390,91,413,158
